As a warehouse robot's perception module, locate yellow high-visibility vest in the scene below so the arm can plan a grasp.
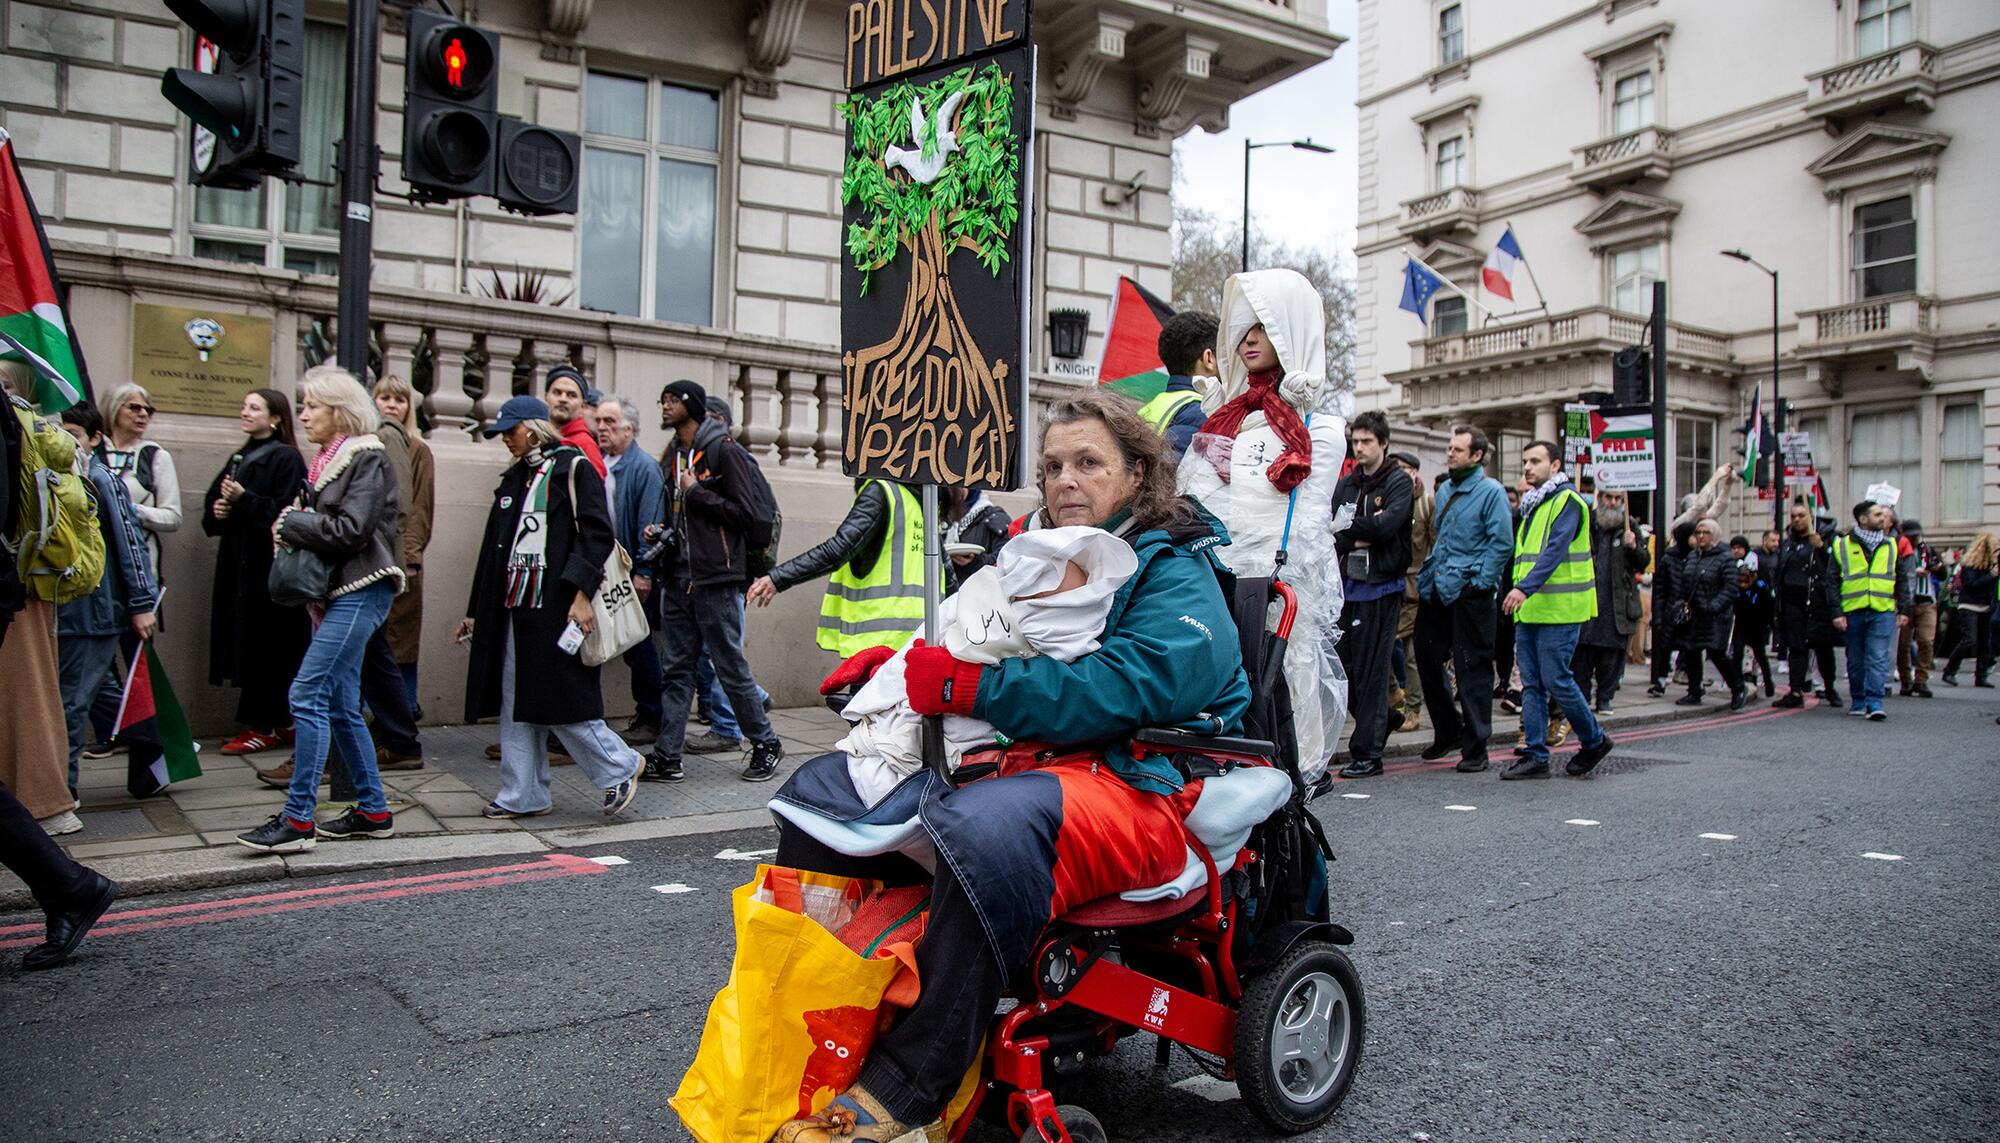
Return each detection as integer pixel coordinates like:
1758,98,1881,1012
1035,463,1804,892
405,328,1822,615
1836,535,1897,613
1511,488,1597,625
1137,389,1200,436
818,481,927,657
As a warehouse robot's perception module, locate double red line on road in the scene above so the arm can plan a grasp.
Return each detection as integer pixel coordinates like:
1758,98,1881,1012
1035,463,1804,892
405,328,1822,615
0,852,607,951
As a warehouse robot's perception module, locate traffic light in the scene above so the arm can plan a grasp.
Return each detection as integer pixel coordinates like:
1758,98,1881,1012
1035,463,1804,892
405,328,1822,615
495,118,581,216
1611,346,1650,406
402,10,499,200
160,0,305,189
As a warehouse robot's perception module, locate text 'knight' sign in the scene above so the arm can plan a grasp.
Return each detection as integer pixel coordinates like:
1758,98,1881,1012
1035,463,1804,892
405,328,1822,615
840,0,1032,491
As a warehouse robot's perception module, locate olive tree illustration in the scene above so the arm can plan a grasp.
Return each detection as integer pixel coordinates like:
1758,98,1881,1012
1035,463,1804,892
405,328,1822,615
840,63,1020,476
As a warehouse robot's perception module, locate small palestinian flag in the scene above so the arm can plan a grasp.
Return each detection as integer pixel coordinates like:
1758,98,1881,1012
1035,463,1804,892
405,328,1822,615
0,126,91,414
1097,277,1175,402
118,640,201,798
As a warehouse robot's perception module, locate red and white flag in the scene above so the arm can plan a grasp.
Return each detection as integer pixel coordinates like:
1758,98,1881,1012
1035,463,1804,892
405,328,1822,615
1480,226,1524,302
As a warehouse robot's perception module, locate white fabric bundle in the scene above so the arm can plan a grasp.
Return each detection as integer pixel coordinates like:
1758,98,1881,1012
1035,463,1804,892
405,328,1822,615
840,527,1138,805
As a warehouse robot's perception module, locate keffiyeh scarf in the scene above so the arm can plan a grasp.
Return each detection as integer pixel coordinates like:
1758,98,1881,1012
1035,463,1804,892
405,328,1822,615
504,447,558,609
1517,468,1573,516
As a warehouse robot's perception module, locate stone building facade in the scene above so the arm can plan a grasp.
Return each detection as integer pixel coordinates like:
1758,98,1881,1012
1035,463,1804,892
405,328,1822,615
0,0,1339,730
1352,0,1999,543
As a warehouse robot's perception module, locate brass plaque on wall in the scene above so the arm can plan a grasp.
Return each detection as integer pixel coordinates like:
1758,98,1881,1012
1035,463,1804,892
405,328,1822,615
130,302,274,417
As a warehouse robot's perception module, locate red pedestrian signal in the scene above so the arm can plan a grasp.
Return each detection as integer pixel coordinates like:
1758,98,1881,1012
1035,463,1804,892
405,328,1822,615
443,37,468,89
402,12,498,200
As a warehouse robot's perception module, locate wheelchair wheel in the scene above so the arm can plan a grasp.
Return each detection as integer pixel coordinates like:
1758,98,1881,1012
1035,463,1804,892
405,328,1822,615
1234,941,1364,1133
1018,1105,1106,1143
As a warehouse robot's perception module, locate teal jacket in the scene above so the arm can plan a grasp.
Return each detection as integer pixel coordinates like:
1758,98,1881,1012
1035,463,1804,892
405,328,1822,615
970,503,1251,795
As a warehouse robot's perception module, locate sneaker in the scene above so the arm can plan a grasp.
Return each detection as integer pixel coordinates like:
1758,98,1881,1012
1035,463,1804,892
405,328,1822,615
480,802,552,819
1644,682,1666,698
693,707,715,727
38,809,83,837
236,814,316,853
222,729,287,756
1821,689,1842,706
1674,695,1703,706
80,738,123,760
621,717,661,745
1913,684,1934,698
641,751,684,782
1772,692,1805,709
1455,754,1490,774
685,731,746,755
743,740,785,783
1500,757,1551,781
1499,695,1521,715
1897,683,1912,697
1420,738,1458,761
1866,706,1887,722
1567,734,1614,777
603,772,640,815
1593,705,1615,717
1848,703,1866,716
317,808,395,840
1547,718,1569,748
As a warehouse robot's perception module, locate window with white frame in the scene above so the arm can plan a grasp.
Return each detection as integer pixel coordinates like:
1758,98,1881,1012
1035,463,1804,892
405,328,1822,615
1612,70,1655,134
1852,196,1916,299
1856,0,1913,57
1435,135,1466,191
189,21,343,273
579,72,721,326
1433,295,1467,337
1673,415,1714,508
1438,5,1465,66
1940,402,1982,522
1607,243,1663,315
1847,408,1921,522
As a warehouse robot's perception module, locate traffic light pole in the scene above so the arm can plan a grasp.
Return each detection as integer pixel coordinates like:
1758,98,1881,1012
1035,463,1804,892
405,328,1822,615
1649,281,1669,550
334,0,380,380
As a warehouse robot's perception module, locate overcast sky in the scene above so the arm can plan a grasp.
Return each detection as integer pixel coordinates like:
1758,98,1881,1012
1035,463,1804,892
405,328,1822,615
1172,10,1360,263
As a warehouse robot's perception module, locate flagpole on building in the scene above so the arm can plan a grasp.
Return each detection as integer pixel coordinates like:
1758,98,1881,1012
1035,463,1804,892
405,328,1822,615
1402,248,1498,321
1505,220,1552,316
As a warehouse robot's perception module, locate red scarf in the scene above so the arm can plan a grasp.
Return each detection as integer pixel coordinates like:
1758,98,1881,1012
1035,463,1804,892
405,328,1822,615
1195,369,1313,493
306,435,349,486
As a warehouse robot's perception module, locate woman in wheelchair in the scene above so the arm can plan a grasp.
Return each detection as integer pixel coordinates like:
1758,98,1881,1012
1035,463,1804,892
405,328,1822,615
769,392,1252,1143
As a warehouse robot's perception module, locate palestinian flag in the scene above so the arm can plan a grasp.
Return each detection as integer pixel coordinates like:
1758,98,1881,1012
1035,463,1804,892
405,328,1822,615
118,640,201,798
0,126,91,414
1742,387,1762,488
1097,277,1175,402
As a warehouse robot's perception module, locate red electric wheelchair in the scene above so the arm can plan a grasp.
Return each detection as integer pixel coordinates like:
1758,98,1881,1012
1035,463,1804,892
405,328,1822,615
942,575,1364,1142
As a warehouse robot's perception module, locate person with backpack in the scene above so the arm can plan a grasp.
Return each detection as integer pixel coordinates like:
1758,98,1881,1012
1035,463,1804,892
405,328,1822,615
679,395,771,748
641,380,785,785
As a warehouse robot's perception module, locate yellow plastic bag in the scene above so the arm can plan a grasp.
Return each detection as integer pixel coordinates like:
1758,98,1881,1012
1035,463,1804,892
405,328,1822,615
671,866,916,1143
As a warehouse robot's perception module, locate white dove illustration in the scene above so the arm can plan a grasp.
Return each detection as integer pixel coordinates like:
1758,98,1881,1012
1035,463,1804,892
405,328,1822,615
882,89,968,184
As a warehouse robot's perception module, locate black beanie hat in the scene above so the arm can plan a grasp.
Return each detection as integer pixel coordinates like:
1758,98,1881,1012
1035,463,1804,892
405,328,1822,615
664,379,708,422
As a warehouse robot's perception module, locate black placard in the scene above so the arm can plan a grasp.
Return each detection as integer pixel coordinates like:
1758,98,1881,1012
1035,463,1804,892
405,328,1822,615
844,0,1030,91
839,43,1032,491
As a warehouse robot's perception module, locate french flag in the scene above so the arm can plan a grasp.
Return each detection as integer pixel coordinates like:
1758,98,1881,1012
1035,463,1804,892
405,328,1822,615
1481,227,1523,301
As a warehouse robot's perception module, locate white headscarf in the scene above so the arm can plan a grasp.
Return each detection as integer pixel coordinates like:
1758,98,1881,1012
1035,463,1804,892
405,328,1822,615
1209,268,1354,420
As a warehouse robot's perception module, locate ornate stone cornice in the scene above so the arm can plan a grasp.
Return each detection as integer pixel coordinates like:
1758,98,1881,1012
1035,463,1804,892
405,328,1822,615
1048,10,1135,121
1133,32,1219,136
743,0,809,98
546,0,592,38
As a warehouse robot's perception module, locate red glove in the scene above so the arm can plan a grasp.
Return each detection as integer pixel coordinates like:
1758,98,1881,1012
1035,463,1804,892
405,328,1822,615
819,644,898,695
904,644,984,716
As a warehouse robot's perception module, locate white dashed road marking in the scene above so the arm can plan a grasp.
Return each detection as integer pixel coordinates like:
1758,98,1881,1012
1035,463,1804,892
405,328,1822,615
1861,852,1904,862
1340,792,1371,800
1699,833,1737,841
587,856,630,866
1564,819,1600,827
1445,804,1477,812
651,883,700,894
714,847,780,862
1169,1074,1240,1102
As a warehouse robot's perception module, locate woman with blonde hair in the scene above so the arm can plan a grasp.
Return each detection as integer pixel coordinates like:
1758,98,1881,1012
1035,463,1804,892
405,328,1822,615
371,375,435,713
237,365,405,853
1941,532,1996,687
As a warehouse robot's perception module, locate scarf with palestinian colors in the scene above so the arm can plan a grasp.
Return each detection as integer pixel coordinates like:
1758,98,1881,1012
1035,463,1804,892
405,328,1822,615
1517,468,1573,516
504,446,561,608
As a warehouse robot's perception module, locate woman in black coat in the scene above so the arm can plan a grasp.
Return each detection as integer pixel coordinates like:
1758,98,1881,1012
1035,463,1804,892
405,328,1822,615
1675,519,1746,709
457,399,641,819
201,388,310,750
1647,520,1696,696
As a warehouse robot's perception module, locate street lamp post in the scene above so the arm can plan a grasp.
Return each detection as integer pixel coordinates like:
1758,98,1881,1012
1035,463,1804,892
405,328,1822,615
1722,249,1782,536
1242,138,1335,272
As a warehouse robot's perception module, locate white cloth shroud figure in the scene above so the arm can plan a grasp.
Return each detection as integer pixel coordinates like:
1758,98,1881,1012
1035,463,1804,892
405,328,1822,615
839,527,1139,805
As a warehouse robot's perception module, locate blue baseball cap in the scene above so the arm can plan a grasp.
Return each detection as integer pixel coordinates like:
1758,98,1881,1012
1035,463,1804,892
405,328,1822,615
484,395,550,437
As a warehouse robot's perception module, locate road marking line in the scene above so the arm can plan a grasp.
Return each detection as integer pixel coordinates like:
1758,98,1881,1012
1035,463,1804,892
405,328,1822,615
1699,833,1737,841
714,847,780,862
1861,852,1904,862
587,856,630,866
1445,804,1477,812
1564,819,1600,826
651,883,700,894
1169,1074,1239,1102
1340,792,1371,800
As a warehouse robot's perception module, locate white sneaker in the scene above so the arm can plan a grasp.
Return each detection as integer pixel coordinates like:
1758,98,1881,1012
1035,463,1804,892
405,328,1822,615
39,809,83,836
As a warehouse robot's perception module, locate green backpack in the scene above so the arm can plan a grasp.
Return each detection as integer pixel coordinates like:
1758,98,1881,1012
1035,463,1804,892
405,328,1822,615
8,401,104,604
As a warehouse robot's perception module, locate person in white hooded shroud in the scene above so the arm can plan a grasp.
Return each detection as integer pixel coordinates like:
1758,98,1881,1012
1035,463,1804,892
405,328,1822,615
836,526,1138,805
1177,268,1354,784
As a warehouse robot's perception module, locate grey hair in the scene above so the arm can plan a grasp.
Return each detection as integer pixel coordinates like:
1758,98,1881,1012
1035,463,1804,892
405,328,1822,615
297,364,381,437
602,397,641,434
98,382,153,430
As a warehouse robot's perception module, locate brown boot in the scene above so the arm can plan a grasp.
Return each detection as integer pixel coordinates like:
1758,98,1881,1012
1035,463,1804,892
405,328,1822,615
255,756,327,789
770,1086,943,1143
377,745,425,771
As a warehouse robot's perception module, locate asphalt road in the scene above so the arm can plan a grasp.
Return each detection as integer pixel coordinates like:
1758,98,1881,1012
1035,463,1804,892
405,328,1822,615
2,689,1995,1142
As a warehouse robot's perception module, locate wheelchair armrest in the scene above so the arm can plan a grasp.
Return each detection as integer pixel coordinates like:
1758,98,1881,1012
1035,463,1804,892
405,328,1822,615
1130,726,1277,761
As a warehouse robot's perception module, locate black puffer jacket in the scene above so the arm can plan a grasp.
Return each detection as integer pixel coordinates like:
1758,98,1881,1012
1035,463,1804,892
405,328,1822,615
1332,460,1414,586
1675,546,1739,653
277,436,404,599
770,481,905,592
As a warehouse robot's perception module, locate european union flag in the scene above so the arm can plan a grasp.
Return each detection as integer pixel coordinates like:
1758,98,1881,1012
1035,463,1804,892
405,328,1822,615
1398,258,1447,322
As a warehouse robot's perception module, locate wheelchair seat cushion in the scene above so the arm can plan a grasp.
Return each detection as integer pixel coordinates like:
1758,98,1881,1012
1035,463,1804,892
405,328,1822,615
1116,765,1292,904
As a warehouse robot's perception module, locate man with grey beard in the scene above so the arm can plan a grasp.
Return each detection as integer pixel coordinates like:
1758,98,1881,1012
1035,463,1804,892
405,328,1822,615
1574,489,1650,715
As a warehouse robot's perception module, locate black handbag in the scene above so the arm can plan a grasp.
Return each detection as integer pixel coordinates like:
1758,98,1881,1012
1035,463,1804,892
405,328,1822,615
269,542,334,606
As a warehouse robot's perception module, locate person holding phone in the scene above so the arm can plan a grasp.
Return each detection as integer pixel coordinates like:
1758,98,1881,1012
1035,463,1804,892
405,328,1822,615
1329,411,1413,780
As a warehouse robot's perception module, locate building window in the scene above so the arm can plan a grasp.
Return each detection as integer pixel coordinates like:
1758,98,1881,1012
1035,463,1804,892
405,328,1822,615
1433,295,1468,336
1612,71,1655,134
1856,0,1914,57
1940,402,1983,522
1438,5,1465,65
1852,196,1916,299
1847,408,1921,523
188,21,344,273
1435,135,1466,191
580,72,721,326
1607,243,1663,315
1674,415,1714,508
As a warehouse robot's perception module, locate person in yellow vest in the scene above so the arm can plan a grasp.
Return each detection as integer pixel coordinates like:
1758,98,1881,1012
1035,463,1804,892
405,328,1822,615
748,478,926,662
1136,311,1218,456
1500,440,1614,780
1829,499,1911,720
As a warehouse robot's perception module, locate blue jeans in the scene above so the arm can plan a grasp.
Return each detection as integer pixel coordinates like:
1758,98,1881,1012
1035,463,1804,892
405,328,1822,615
285,581,393,822
494,629,641,813
59,633,123,792
1843,609,1896,710
1515,621,1604,763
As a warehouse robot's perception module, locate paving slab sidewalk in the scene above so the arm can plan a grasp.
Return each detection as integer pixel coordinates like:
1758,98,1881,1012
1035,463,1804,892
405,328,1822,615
4,662,1729,908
